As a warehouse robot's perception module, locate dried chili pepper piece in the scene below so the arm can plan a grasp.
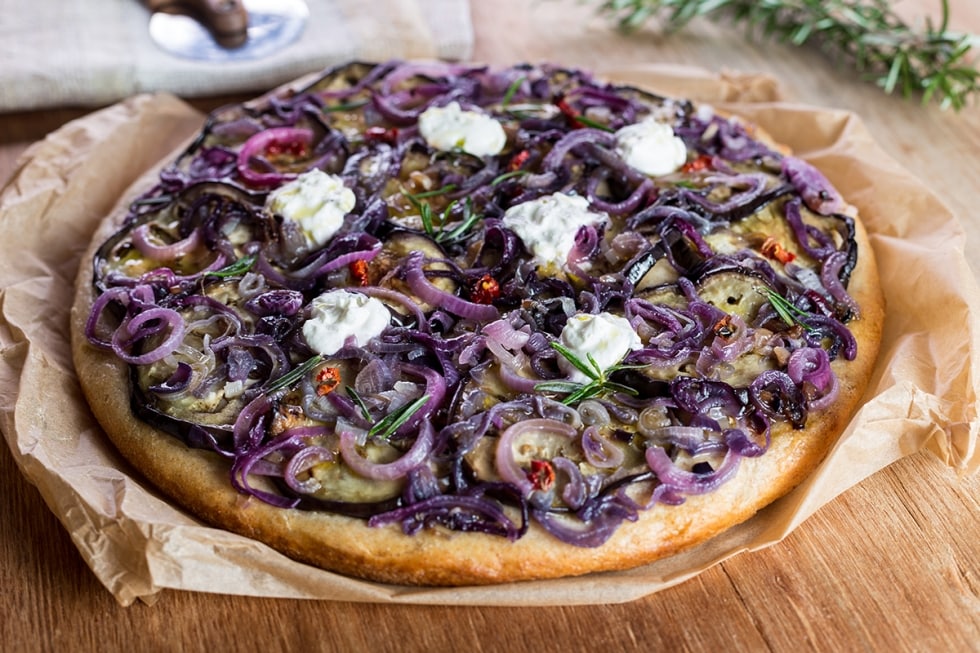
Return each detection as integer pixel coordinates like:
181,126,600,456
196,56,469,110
761,236,797,264
365,126,399,144
556,95,586,129
508,149,530,171
527,459,555,492
349,259,370,286
315,367,341,396
682,153,713,173
713,315,737,339
470,274,500,304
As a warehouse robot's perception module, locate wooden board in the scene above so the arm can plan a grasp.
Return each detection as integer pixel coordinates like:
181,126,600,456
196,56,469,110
1,0,979,649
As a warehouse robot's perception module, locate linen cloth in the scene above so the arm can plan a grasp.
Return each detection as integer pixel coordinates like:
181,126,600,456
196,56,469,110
0,0,473,111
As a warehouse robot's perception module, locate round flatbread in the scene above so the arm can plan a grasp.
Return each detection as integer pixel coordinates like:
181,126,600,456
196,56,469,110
71,61,883,585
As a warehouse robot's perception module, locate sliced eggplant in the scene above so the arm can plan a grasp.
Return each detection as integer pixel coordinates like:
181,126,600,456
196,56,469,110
306,446,405,503
94,183,267,290
695,268,774,323
370,230,458,312
635,282,688,310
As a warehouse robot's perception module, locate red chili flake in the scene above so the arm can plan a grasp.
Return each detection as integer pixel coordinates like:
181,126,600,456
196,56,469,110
349,259,370,286
470,274,500,305
713,315,736,339
555,96,586,129
264,139,308,160
315,367,341,396
365,126,399,144
682,154,713,173
508,149,530,171
761,236,797,264
527,460,555,492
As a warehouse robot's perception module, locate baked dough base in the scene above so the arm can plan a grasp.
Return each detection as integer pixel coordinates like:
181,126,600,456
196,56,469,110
71,188,883,586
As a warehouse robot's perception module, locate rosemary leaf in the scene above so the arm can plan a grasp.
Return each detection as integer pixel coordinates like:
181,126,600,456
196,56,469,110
323,99,369,113
206,254,257,279
266,355,324,394
501,75,526,108
438,198,481,243
539,342,642,405
550,342,600,380
408,184,458,200
760,287,814,331
345,385,373,421
491,170,531,186
418,202,436,239
572,114,616,132
369,394,431,440
534,380,589,394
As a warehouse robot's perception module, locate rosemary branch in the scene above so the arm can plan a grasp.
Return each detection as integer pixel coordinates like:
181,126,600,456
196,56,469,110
535,342,640,405
590,0,979,109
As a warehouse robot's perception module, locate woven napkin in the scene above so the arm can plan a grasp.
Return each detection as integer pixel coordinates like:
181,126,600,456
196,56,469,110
0,0,473,112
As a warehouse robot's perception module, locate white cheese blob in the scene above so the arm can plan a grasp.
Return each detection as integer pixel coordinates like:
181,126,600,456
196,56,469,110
501,193,608,272
614,118,687,177
302,290,390,356
418,101,507,157
266,169,356,249
558,312,642,383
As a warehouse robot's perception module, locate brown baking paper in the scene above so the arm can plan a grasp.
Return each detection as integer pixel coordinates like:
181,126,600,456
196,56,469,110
1,66,977,607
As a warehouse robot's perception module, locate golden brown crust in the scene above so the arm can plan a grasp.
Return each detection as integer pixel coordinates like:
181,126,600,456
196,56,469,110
71,187,883,586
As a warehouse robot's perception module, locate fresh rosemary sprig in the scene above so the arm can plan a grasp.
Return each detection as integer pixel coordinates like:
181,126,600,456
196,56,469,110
760,287,815,331
368,394,431,440
535,342,641,405
501,75,527,109
266,354,324,394
589,0,979,109
205,254,257,279
323,99,370,113
345,385,373,422
344,386,429,440
569,113,616,132
406,189,480,244
409,184,458,200
491,169,532,186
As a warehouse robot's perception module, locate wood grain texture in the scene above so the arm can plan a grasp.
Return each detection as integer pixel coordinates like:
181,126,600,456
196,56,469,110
2,1,980,651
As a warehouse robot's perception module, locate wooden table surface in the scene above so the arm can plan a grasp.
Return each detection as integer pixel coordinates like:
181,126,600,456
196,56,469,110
2,1,979,651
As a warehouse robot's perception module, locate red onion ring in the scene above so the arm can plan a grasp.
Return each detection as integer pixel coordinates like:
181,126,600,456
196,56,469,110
379,61,471,95
84,286,135,348
645,446,740,495
542,128,616,170
495,418,578,496
787,346,839,411
339,420,435,481
820,251,861,318
130,225,202,261
236,127,313,187
483,318,531,351
781,155,845,215
284,445,335,494
581,425,625,469
230,429,304,509
111,306,186,365
403,252,500,322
